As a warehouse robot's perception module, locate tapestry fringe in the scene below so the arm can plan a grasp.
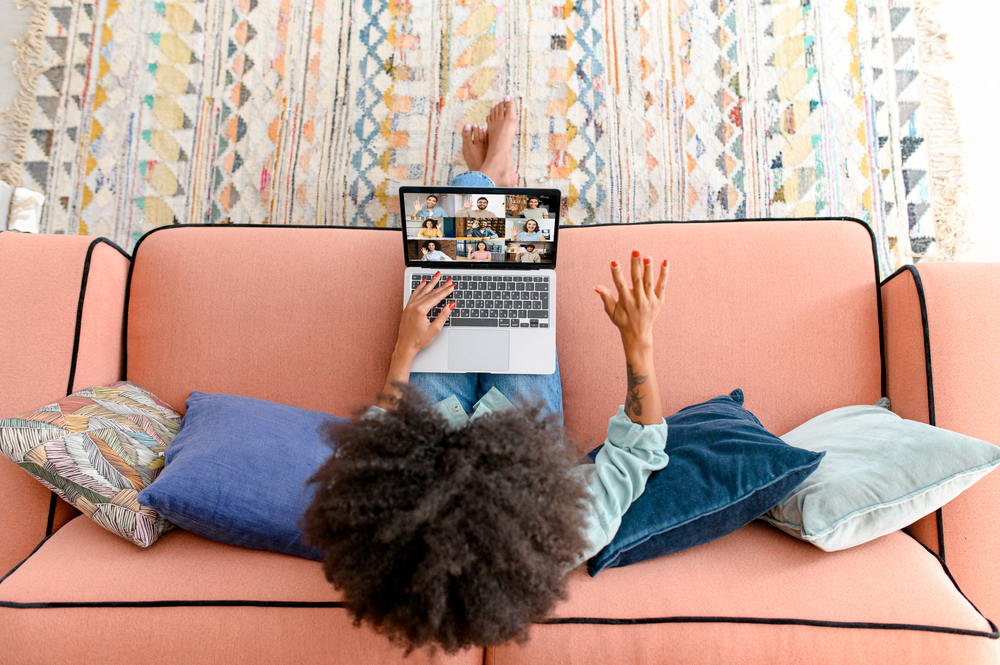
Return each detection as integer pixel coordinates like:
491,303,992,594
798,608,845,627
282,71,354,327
0,0,49,189
912,0,970,261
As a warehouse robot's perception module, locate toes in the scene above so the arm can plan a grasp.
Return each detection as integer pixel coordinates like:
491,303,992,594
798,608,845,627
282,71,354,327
502,94,513,116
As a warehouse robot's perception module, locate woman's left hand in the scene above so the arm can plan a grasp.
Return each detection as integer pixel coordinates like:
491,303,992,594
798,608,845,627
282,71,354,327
395,272,455,357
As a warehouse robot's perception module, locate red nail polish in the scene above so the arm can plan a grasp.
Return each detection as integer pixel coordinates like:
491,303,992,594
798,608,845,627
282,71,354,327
449,302,456,309
632,250,640,258
644,257,651,265
594,287,602,294
611,261,618,268
446,278,453,284
434,271,441,277
663,259,668,267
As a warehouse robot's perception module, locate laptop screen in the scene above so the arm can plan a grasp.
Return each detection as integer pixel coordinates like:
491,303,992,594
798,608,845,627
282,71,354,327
398,186,561,269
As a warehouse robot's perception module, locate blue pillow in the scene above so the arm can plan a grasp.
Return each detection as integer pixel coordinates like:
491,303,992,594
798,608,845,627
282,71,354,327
137,392,347,560
586,390,824,576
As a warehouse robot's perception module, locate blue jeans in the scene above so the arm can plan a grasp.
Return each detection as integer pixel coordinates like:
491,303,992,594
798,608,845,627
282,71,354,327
409,170,562,423
409,357,563,426
450,171,495,187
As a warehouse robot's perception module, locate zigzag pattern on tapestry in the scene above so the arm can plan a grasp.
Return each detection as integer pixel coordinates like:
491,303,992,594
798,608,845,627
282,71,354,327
14,0,947,276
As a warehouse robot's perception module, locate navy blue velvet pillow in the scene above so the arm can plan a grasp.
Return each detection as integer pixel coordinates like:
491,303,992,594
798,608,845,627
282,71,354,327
138,392,347,560
586,389,824,576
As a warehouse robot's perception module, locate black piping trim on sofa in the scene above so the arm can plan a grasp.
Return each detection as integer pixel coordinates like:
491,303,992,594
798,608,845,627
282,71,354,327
881,265,944,560
66,238,130,395
122,223,399,377
541,615,996,638
561,216,887,398
44,494,57,538
0,532,55,586
3,530,995,643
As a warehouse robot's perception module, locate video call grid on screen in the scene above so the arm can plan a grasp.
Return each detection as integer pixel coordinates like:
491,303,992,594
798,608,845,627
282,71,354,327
399,187,561,268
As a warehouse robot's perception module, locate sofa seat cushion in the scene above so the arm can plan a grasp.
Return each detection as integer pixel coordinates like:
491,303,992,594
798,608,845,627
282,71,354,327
0,517,481,665
490,522,997,665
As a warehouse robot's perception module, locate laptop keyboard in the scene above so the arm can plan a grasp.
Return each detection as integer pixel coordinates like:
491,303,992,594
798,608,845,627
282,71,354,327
410,274,550,328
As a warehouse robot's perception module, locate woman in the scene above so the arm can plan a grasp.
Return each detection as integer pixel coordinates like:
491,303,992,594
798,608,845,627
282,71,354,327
420,240,453,261
468,241,491,261
303,97,670,655
417,219,444,239
513,219,543,241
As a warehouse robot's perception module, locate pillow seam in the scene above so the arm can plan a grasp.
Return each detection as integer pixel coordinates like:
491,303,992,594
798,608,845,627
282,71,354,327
799,458,1000,541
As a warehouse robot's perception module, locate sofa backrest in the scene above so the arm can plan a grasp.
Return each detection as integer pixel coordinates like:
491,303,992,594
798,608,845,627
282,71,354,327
125,220,882,448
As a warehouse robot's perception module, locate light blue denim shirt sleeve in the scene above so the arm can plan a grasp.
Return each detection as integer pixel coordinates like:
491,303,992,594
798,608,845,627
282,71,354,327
574,408,669,564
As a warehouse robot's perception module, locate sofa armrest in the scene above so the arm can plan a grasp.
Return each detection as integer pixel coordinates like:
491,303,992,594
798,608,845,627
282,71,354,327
0,232,130,576
881,261,1000,621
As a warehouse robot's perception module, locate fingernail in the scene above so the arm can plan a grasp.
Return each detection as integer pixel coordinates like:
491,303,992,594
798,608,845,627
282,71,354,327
449,302,456,309
445,277,452,283
420,279,425,284
644,257,651,265
594,287,602,294
632,250,640,258
663,259,668,267
464,124,471,131
611,260,618,268
434,271,441,277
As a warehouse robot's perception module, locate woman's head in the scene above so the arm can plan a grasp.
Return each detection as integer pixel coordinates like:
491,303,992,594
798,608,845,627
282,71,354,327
302,386,588,654
423,240,438,253
477,241,487,252
422,219,438,229
425,195,438,208
524,220,539,233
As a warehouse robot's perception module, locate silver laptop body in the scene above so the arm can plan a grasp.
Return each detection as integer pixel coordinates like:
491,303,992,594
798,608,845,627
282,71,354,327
399,186,561,374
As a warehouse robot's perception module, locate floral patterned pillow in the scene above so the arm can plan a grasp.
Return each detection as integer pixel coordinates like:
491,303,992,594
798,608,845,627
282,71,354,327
0,381,181,547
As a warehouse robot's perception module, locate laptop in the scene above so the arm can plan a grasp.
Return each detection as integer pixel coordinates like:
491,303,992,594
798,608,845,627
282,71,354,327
398,185,561,374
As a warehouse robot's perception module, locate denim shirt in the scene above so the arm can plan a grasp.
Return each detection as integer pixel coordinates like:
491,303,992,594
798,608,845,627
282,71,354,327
364,387,669,565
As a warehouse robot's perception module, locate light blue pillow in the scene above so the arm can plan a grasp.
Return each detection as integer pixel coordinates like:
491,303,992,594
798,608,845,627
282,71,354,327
137,392,347,560
763,399,1000,551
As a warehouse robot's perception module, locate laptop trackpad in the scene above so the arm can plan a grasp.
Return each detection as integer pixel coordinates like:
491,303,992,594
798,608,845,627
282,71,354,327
448,329,510,372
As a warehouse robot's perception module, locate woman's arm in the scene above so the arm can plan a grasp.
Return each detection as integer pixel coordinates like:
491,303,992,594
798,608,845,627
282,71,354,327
378,273,455,409
595,250,669,425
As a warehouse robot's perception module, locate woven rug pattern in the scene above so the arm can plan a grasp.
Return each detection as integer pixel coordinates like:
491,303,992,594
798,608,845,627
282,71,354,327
12,0,953,274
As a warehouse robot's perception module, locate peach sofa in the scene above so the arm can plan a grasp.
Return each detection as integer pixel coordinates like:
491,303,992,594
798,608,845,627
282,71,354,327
1,219,998,664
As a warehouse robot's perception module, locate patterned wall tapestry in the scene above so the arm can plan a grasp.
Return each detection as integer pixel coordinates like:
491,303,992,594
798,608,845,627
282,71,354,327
13,0,954,276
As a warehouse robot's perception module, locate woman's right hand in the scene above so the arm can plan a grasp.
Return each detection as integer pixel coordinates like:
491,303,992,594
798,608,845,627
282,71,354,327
413,199,422,213
595,250,669,352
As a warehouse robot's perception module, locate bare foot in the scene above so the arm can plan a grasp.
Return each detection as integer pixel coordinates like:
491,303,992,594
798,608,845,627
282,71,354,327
461,123,488,171
498,161,517,187
479,96,518,186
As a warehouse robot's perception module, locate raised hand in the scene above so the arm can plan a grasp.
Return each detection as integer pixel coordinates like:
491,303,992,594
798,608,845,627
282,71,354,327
595,250,669,425
464,198,473,209
595,250,669,350
413,199,423,214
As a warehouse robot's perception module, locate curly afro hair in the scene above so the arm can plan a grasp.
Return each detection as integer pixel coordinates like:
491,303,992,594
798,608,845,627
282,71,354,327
301,385,589,653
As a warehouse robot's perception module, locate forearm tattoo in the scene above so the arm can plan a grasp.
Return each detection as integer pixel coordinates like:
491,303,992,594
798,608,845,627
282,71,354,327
625,363,648,417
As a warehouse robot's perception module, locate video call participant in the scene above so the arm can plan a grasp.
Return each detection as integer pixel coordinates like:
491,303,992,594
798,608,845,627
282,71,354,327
411,195,447,219
417,219,444,238
512,219,544,241
420,240,453,261
466,219,498,239
456,197,498,219
515,243,540,263
468,241,492,261
519,196,549,219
